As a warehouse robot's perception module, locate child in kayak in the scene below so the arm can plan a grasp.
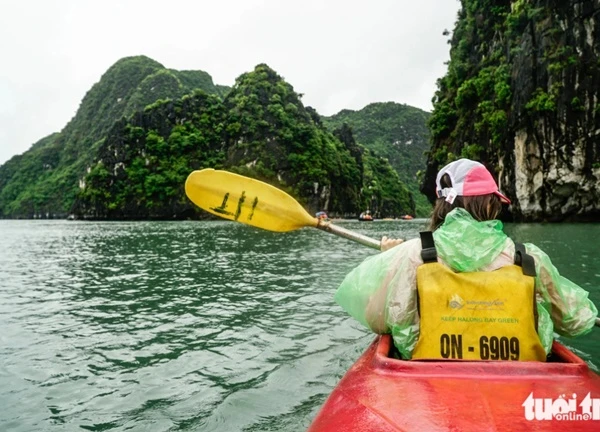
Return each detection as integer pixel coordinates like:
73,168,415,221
335,158,598,360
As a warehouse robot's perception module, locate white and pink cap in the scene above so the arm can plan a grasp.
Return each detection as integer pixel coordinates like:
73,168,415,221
435,158,511,204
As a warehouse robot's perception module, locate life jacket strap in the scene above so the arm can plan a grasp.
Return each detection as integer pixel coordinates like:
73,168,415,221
514,243,536,277
419,231,437,263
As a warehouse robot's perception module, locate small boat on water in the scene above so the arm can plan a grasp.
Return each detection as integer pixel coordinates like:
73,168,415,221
401,214,414,220
358,211,373,222
307,334,600,431
315,211,329,222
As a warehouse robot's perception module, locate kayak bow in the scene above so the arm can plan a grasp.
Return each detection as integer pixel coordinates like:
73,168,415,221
307,335,600,431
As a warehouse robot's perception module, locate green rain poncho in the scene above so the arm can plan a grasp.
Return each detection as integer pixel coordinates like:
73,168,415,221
335,208,598,359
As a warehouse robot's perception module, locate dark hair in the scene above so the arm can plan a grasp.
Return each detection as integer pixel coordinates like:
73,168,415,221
430,173,502,230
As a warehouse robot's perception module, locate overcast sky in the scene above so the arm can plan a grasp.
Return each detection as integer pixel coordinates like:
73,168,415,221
0,0,460,165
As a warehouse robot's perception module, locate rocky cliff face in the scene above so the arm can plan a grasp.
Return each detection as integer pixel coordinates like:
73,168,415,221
0,56,227,218
424,0,600,221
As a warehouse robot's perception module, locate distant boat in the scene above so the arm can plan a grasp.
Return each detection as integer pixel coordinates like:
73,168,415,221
316,211,329,222
358,211,373,222
401,215,414,220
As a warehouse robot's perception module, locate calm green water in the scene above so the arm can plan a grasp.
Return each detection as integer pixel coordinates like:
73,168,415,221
1,220,599,431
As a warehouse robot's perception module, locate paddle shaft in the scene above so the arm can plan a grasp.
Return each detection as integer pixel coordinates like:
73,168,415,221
317,220,381,250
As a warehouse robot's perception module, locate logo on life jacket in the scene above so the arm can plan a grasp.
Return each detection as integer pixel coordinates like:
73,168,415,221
448,294,464,310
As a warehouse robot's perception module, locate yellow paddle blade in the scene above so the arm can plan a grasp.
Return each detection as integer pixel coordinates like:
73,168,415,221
185,169,318,232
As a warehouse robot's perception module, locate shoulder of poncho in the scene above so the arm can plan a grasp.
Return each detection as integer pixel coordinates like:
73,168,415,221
394,237,424,262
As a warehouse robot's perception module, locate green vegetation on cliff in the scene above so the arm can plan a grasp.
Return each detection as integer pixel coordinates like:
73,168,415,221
423,0,600,222
323,102,431,216
75,64,415,219
0,55,228,217
222,65,365,215
426,1,513,168
75,92,227,218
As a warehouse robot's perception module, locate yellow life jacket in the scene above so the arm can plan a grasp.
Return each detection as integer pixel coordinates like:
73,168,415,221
412,232,546,362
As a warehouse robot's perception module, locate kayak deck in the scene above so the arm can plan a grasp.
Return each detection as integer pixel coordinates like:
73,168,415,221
307,335,600,431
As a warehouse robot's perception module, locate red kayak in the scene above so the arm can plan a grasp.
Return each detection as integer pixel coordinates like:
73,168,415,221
307,334,600,431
